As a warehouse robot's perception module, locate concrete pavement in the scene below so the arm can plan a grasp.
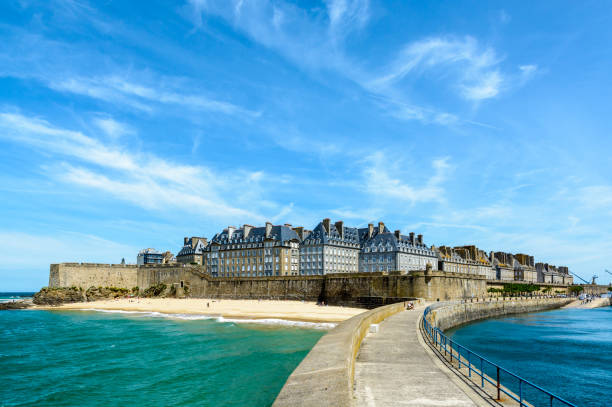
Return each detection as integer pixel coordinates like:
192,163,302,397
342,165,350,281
353,308,479,407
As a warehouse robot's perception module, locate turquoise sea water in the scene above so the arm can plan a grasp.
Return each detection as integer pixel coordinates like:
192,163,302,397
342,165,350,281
0,292,34,303
446,307,612,407
1,304,325,407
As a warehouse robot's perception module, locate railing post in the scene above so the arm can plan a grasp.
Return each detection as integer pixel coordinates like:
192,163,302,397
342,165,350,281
550,395,553,407
519,379,523,406
468,350,471,378
450,339,453,363
496,366,501,400
480,358,484,388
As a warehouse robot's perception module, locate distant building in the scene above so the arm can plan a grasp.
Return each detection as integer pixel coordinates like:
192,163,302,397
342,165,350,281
176,237,208,265
452,245,493,278
300,219,361,275
162,251,176,264
359,223,438,273
490,252,516,281
536,263,573,284
137,248,163,265
514,253,537,283
435,246,488,276
206,223,301,277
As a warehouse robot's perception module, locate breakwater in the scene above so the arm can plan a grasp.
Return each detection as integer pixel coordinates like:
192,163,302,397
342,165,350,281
272,301,413,407
424,297,573,331
48,263,490,303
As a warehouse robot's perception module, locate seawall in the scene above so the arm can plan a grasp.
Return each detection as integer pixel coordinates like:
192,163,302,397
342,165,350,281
425,297,574,331
48,263,490,303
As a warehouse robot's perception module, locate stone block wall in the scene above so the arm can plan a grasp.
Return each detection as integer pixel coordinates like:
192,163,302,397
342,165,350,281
49,263,138,289
49,263,494,303
426,297,573,332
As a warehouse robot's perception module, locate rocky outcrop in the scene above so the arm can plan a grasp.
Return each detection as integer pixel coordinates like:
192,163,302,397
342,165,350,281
0,300,32,310
33,286,145,305
33,287,85,305
85,286,130,301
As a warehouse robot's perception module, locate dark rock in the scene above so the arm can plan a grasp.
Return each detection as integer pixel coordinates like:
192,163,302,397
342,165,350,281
0,300,32,310
33,287,85,305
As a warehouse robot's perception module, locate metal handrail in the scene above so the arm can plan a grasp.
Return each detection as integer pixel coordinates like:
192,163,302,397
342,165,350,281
421,307,577,407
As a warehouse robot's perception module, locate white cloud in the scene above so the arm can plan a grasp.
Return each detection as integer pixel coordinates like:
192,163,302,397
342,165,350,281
0,111,268,221
362,153,450,205
50,75,260,118
370,36,504,101
326,0,370,42
94,117,133,139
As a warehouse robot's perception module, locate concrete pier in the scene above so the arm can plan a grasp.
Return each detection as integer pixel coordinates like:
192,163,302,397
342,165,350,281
354,308,478,407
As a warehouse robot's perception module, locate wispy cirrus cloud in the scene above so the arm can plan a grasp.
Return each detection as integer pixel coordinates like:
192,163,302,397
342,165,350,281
368,36,503,101
0,111,269,221
0,28,259,119
185,1,533,127
50,75,261,118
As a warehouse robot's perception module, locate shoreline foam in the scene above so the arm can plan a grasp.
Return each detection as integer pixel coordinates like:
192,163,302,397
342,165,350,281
32,298,364,326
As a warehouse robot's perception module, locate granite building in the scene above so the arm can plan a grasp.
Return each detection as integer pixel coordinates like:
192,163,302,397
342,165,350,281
514,253,537,283
536,263,573,284
206,223,300,277
176,237,208,265
300,218,361,275
359,223,438,273
435,246,489,276
452,245,493,278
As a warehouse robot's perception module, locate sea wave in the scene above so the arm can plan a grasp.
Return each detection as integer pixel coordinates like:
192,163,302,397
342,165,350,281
78,308,336,329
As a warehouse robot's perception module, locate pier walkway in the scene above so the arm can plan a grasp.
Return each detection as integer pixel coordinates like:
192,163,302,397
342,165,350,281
353,307,479,407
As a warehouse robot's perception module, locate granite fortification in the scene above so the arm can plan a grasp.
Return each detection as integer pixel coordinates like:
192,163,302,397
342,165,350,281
46,262,580,304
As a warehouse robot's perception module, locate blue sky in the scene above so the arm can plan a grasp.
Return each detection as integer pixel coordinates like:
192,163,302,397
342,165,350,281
1,0,611,290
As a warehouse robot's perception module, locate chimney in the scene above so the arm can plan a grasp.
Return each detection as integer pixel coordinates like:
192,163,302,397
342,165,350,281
292,227,304,240
409,232,415,245
394,230,401,239
265,222,273,238
322,218,331,234
368,223,374,239
243,224,253,239
284,223,292,228
191,238,198,249
417,234,423,245
378,221,385,234
335,221,344,239
227,226,236,239
184,237,189,246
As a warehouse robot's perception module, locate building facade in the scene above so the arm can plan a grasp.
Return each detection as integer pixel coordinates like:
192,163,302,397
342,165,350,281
435,246,488,276
205,223,300,277
137,248,163,265
176,237,208,265
359,223,438,273
300,219,361,275
536,263,573,284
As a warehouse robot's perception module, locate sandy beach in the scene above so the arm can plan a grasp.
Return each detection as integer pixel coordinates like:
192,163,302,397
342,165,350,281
33,298,366,323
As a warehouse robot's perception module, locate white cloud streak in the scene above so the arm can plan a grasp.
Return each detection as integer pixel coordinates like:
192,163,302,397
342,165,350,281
369,36,504,101
0,112,267,221
362,153,451,205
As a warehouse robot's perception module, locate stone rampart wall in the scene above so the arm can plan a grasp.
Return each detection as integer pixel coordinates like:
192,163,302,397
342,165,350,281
49,263,139,290
49,263,494,303
426,297,573,332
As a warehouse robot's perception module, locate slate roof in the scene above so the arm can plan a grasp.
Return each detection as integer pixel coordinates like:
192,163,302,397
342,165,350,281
362,232,434,254
177,239,207,257
302,222,361,245
211,225,299,244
